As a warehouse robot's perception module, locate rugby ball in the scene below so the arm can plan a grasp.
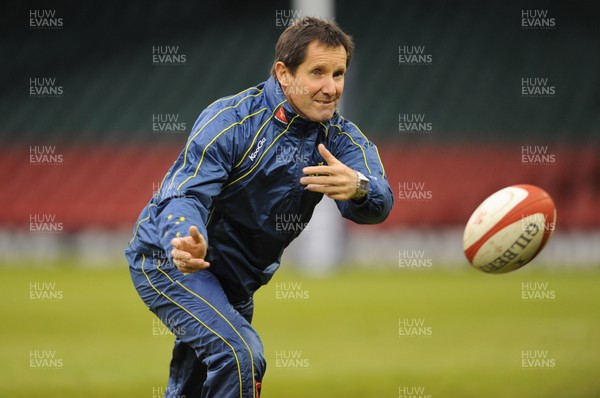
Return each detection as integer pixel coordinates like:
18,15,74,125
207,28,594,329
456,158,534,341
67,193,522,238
463,184,556,273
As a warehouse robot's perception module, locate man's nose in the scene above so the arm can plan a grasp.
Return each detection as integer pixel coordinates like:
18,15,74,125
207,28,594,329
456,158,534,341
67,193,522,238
321,76,336,96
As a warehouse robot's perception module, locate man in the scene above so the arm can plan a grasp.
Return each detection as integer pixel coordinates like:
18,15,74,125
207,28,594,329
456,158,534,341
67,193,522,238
125,17,393,398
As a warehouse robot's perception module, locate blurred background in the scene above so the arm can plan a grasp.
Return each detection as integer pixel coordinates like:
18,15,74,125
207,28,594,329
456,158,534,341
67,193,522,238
1,0,598,267
1,0,599,397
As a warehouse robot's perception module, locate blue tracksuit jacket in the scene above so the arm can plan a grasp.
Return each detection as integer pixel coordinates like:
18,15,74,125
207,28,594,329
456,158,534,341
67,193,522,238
127,76,394,303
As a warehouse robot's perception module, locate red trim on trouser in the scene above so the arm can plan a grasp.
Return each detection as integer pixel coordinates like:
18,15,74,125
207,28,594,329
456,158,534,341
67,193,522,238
256,381,262,398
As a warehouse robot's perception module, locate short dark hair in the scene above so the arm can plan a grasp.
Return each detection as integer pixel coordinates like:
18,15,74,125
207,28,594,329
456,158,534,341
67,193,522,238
271,17,354,78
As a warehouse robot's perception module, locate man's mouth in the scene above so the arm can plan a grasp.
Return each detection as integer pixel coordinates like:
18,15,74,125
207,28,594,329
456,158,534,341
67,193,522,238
315,99,335,105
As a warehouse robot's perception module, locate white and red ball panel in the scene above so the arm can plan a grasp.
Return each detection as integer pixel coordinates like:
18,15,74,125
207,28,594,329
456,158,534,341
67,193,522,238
463,184,556,273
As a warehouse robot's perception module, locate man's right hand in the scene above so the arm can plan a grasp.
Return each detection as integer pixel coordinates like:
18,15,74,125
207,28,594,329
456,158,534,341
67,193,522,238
170,225,210,273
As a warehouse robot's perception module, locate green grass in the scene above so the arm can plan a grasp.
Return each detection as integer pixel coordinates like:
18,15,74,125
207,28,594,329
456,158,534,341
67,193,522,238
1,263,599,397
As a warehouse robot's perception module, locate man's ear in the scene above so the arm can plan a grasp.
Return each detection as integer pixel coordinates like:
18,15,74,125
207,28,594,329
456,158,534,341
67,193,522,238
274,61,289,88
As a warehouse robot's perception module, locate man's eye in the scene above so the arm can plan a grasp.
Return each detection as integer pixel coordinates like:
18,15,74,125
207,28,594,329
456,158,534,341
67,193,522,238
311,69,321,76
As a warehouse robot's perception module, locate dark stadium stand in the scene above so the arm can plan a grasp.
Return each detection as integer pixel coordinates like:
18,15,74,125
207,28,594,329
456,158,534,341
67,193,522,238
1,0,598,233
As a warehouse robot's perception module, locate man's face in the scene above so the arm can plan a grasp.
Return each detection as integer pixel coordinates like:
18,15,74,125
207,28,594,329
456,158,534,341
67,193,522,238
276,41,347,123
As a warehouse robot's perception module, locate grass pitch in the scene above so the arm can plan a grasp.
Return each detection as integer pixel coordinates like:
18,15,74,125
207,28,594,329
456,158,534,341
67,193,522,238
1,263,599,397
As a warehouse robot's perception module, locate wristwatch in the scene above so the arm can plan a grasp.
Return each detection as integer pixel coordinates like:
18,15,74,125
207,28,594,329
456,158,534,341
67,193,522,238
352,170,369,201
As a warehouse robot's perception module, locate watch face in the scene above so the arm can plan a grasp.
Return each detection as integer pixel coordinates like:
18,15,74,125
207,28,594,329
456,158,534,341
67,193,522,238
354,171,369,199
358,179,368,192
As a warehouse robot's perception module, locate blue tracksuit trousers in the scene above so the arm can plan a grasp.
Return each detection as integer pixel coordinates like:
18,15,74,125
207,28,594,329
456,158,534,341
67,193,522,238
127,250,265,398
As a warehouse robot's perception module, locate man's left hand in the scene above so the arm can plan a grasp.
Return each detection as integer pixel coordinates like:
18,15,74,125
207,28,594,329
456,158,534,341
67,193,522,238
300,144,358,201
